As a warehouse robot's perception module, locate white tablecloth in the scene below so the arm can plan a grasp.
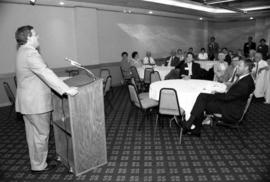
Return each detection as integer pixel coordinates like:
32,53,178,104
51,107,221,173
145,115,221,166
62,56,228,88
149,79,226,119
195,61,216,71
137,66,173,80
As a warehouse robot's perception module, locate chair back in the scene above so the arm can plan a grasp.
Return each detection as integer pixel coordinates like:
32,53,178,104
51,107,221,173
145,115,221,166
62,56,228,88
14,76,17,87
159,88,182,116
127,84,142,108
3,82,15,106
130,77,139,92
100,68,110,81
130,66,140,81
104,76,112,96
239,93,254,122
150,71,161,83
120,66,131,81
144,68,154,84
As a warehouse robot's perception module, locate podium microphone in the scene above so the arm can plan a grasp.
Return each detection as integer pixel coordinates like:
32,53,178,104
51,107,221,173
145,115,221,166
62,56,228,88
65,58,96,79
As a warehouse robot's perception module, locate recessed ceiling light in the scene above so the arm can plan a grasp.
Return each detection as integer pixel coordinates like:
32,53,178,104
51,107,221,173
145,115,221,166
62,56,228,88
142,0,235,13
199,17,203,20
59,1,64,5
148,11,153,14
29,0,36,5
249,17,254,20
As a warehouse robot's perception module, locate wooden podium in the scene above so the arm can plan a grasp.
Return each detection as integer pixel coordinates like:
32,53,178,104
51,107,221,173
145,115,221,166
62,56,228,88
52,75,107,176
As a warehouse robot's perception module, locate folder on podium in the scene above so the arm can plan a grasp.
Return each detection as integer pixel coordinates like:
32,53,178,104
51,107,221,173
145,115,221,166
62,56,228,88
52,74,107,176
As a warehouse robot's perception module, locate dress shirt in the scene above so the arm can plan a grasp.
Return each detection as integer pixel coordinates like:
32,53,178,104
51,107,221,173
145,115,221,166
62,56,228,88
187,62,193,76
168,56,174,67
143,57,155,65
130,58,142,67
198,53,208,60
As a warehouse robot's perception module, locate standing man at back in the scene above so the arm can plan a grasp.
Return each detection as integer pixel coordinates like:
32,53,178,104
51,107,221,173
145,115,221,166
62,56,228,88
243,36,256,58
15,25,78,173
208,36,219,61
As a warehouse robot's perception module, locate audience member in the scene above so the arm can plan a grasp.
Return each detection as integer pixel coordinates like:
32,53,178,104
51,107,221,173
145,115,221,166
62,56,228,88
243,36,256,58
143,51,156,65
179,59,255,136
249,49,256,62
208,36,219,60
236,49,244,59
130,51,142,67
213,52,228,82
176,48,185,61
179,52,202,79
257,38,269,60
223,56,240,89
188,47,194,54
197,48,208,60
253,52,268,101
120,51,132,79
222,47,232,65
164,49,180,67
228,50,234,58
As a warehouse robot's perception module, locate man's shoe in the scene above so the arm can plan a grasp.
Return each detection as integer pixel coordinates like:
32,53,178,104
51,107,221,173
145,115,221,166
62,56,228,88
31,164,57,174
178,119,193,130
187,127,201,137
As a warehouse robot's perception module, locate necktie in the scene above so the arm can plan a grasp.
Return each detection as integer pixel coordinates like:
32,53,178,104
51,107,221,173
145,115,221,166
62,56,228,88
228,75,239,91
230,67,237,83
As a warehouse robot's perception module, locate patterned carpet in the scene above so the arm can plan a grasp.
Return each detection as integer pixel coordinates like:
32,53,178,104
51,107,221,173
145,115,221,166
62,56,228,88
0,86,270,182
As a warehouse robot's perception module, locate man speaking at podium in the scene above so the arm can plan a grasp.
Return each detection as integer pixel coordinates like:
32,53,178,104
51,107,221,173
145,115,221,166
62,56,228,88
15,25,78,173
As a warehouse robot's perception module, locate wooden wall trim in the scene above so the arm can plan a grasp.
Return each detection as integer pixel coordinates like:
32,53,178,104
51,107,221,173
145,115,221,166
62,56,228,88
0,61,121,78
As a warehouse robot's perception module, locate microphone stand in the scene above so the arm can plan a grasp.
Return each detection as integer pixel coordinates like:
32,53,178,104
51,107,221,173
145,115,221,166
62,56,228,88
65,58,96,80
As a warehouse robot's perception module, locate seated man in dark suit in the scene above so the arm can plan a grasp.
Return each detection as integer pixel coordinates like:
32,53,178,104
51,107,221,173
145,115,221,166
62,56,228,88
179,59,255,136
179,52,203,79
164,49,181,67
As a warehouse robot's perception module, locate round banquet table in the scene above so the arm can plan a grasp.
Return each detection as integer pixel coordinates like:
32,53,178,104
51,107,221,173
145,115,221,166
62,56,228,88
137,65,174,80
149,79,227,120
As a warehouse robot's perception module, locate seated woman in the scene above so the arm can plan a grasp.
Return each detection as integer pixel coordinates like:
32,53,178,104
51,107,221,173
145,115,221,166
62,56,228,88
143,51,156,65
176,48,185,62
223,56,240,89
130,51,143,67
197,48,208,60
120,51,132,79
213,52,228,82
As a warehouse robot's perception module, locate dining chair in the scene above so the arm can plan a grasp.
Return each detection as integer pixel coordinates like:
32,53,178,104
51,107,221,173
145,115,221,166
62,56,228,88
143,68,154,91
130,77,149,100
3,82,16,121
127,84,158,130
155,88,185,144
150,71,161,83
130,66,143,91
209,93,254,141
120,66,131,85
100,68,111,82
100,68,113,94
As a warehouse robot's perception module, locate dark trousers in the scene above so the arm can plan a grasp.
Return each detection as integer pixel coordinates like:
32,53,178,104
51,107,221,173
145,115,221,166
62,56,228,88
190,93,222,129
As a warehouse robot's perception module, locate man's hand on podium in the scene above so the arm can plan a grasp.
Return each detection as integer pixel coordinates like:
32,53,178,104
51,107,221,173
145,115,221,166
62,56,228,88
66,87,79,96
